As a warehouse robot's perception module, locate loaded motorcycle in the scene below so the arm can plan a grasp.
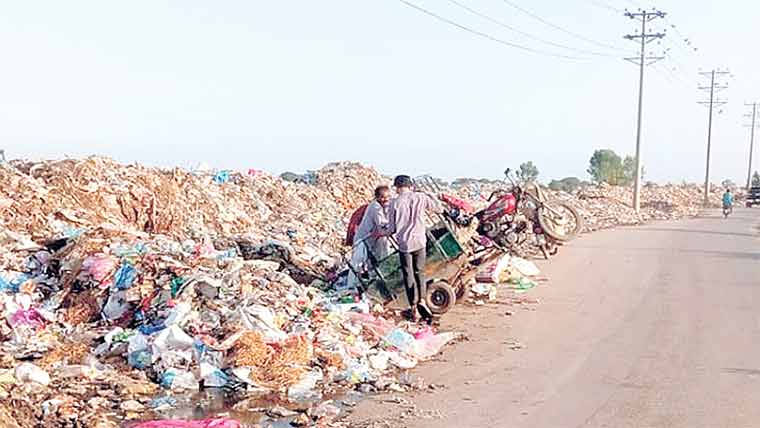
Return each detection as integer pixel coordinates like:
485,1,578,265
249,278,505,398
438,169,583,259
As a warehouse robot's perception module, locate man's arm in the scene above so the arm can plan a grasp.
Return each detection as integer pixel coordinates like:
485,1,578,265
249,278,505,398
376,201,396,237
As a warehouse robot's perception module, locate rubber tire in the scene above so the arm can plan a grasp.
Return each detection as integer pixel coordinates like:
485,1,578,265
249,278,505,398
426,281,456,315
538,201,583,242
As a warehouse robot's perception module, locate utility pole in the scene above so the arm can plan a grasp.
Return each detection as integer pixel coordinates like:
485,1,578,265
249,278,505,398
744,102,758,190
624,9,665,213
698,69,729,205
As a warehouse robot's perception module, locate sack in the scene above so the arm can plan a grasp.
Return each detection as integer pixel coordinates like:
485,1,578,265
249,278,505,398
345,204,369,246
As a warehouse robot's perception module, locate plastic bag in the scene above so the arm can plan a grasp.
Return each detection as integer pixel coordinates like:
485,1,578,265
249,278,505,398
131,418,240,428
384,329,416,354
82,254,116,283
10,308,46,329
15,363,50,385
411,332,457,359
287,369,323,401
213,170,231,184
128,350,152,369
238,305,287,342
153,325,195,352
511,257,540,277
102,290,130,320
200,363,229,388
160,369,198,391
114,263,138,290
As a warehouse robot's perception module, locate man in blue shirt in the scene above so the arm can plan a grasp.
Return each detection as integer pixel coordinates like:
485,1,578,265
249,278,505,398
723,188,734,213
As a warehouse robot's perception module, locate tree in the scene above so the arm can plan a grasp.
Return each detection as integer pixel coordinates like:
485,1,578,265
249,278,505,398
752,171,760,187
548,177,582,192
588,149,624,185
516,161,539,183
622,156,636,185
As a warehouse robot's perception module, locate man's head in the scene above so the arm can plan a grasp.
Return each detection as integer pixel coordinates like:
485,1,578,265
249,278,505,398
374,185,391,205
393,175,413,193
726,188,731,193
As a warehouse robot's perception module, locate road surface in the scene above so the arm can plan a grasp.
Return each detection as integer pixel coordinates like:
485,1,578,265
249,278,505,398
350,209,760,428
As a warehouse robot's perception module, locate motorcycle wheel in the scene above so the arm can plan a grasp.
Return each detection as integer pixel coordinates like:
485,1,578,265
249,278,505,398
426,281,456,315
538,201,584,242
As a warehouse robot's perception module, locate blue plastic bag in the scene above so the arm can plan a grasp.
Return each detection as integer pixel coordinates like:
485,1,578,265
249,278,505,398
213,170,231,184
114,263,138,290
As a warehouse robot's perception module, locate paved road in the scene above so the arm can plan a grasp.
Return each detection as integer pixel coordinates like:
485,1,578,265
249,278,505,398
350,209,760,428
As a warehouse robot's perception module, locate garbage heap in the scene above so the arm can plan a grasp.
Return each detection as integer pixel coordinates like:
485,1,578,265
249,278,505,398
446,180,724,232
573,183,724,230
0,158,464,428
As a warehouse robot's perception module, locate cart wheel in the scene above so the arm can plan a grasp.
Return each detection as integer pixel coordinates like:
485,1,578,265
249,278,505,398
427,281,456,315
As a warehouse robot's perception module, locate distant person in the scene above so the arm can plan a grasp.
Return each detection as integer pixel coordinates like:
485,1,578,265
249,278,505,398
723,188,734,213
346,186,391,287
380,175,442,323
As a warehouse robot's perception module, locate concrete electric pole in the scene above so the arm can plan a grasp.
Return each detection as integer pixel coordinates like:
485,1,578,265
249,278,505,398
624,9,665,213
744,102,758,190
697,69,729,206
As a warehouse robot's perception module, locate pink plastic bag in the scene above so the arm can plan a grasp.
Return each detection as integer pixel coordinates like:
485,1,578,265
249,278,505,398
413,326,435,340
11,309,46,330
131,418,240,428
82,254,117,282
345,312,395,337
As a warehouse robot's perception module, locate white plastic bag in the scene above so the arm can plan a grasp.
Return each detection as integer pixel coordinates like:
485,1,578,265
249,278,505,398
15,362,50,385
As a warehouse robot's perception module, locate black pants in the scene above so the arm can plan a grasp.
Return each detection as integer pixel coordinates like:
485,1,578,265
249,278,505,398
399,249,426,311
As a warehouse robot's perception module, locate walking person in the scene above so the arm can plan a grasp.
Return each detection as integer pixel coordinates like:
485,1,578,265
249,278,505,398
380,175,441,323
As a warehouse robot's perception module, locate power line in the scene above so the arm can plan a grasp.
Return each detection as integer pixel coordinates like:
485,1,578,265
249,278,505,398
396,0,591,60
498,0,629,52
697,69,731,204
623,9,666,213
447,0,616,57
586,0,624,14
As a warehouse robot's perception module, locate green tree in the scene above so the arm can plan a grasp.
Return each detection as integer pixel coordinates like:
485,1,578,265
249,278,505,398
622,156,636,185
548,177,582,192
517,161,539,182
752,171,760,187
588,149,624,185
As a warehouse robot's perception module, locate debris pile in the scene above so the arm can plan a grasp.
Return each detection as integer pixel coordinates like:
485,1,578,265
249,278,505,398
574,183,723,230
0,157,728,427
0,158,447,428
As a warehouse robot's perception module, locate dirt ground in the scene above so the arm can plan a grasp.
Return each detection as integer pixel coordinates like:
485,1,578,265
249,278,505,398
347,209,760,428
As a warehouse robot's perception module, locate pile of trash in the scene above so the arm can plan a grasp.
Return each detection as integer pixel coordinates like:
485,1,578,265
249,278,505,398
470,254,543,304
0,157,728,427
0,229,458,427
0,158,460,428
573,183,724,230
0,158,387,271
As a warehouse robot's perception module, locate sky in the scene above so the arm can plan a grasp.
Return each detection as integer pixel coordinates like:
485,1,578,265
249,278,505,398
1,0,759,184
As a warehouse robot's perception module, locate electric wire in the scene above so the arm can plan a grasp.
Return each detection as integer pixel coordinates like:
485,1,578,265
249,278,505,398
396,0,592,60
447,0,616,57
497,0,630,52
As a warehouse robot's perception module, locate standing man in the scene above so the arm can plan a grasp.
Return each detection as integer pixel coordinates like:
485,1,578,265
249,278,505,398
382,175,441,322
347,186,392,287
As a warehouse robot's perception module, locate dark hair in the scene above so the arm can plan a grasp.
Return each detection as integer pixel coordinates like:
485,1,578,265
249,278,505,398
393,175,413,188
374,185,390,198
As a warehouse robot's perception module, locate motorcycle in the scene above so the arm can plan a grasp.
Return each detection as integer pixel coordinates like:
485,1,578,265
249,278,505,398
438,169,583,259
722,204,732,218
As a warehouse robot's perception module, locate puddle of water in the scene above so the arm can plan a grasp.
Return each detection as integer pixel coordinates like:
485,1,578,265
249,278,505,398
126,386,365,427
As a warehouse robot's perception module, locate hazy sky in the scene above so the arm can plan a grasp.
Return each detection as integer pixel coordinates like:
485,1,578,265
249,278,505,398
2,0,758,183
